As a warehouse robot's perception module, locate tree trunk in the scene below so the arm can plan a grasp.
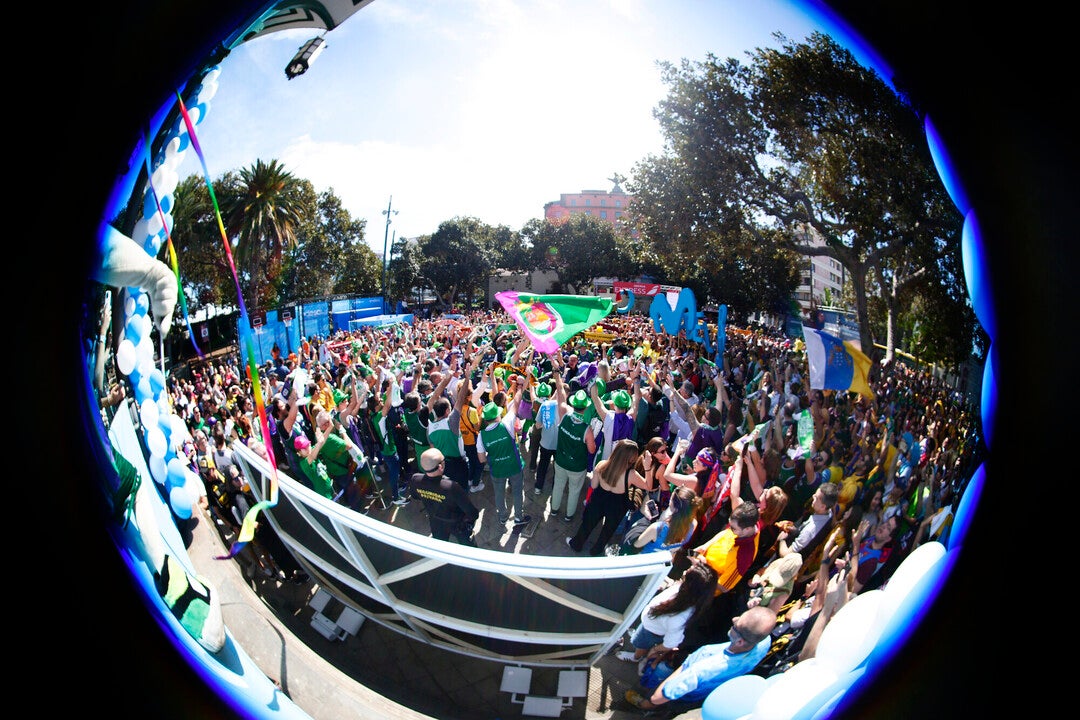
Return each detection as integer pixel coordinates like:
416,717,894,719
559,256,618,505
850,263,875,359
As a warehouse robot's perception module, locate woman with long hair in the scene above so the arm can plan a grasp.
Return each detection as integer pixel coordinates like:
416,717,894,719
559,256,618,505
615,560,719,663
627,436,670,520
625,486,702,554
568,439,643,556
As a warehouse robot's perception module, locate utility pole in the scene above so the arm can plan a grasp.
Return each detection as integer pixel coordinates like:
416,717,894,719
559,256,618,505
381,195,398,313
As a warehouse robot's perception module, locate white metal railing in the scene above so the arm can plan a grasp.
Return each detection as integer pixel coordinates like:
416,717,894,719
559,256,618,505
231,440,673,668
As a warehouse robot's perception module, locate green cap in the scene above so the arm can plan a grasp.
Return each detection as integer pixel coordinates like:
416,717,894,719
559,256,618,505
535,382,552,398
611,389,632,409
569,390,590,410
482,402,501,422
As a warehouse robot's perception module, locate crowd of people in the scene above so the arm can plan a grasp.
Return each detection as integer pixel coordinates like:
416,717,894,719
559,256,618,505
163,306,982,715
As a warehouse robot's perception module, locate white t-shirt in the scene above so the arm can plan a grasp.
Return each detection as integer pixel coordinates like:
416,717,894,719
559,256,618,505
640,584,696,649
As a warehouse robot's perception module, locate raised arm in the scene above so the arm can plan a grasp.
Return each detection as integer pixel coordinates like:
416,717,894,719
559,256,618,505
728,451,747,510
744,442,766,499
427,368,453,413
589,380,608,421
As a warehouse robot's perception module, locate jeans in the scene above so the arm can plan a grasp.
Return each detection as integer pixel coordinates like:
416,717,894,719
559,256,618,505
464,442,483,486
492,469,525,521
528,424,542,468
533,446,555,492
551,463,587,520
382,451,402,498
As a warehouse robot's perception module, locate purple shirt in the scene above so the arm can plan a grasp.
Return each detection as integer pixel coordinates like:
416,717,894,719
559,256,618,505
686,423,726,461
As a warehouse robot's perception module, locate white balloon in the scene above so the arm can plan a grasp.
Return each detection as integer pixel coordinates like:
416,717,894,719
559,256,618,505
132,217,150,245
136,343,155,378
147,211,163,236
116,339,137,375
877,542,947,628
161,135,184,167
152,165,179,197
203,66,221,85
184,470,205,504
808,667,865,720
146,425,168,458
170,414,192,444
873,543,951,649
814,590,885,675
124,294,136,318
140,397,159,427
702,674,768,720
751,659,838,720
196,78,219,104
149,454,168,484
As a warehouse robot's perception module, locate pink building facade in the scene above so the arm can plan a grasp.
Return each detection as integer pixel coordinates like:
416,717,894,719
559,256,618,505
543,177,632,232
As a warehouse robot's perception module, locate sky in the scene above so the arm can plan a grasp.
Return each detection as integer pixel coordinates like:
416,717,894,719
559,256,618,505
174,0,856,256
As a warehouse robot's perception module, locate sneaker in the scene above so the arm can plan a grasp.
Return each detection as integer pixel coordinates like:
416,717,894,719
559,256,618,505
470,481,485,493
497,514,510,524
565,537,574,549
513,515,532,527
533,487,542,495
625,689,650,709
393,495,410,506
563,515,573,523
615,650,639,662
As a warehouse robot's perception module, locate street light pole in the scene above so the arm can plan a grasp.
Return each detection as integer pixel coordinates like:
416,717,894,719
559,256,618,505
381,195,398,313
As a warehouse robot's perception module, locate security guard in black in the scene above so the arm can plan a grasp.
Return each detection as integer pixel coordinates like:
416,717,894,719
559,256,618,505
410,448,479,545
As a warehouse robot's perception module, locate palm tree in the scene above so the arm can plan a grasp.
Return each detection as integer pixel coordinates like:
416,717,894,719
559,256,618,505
223,159,308,308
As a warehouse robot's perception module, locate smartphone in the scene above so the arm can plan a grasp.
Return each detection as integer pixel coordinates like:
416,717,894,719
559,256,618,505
644,499,659,518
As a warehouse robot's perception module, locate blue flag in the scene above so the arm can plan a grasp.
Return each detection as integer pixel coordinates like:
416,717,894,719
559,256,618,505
802,326,874,399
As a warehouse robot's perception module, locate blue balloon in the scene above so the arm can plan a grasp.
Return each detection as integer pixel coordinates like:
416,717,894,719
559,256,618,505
167,457,189,487
136,292,150,316
136,375,154,402
143,190,158,219
144,235,162,256
169,484,193,519
616,289,635,314
148,368,167,395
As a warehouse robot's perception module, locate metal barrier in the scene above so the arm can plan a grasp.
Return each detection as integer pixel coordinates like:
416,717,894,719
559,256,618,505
232,441,673,668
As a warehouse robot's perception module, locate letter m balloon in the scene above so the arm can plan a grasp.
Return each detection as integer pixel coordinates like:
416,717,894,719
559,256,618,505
649,288,713,356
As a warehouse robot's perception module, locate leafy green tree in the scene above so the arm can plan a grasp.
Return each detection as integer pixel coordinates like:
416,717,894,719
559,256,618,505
420,217,492,308
630,32,964,362
519,214,632,294
219,158,311,309
388,236,424,306
170,173,244,310
487,224,532,274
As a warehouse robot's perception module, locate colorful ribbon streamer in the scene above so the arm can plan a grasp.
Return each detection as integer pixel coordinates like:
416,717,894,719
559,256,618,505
174,90,281,560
